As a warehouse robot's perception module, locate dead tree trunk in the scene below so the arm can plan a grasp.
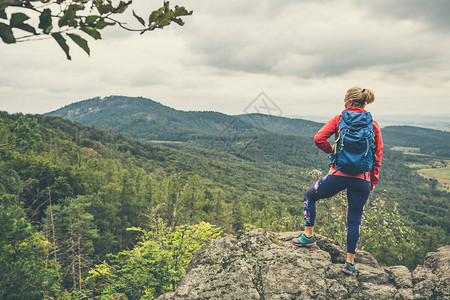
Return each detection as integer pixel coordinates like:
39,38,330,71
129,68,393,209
48,189,57,262
171,191,184,231
71,223,77,291
77,234,82,291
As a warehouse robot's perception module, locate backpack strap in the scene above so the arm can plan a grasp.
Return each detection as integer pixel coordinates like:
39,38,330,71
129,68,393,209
334,131,341,155
331,168,340,176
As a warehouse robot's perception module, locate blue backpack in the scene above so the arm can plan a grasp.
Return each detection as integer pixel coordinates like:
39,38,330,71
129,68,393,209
330,111,375,176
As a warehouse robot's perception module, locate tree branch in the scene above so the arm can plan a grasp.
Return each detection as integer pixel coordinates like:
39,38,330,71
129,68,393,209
15,27,74,42
104,16,145,32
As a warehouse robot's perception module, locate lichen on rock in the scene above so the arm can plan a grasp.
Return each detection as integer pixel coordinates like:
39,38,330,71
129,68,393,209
157,229,450,299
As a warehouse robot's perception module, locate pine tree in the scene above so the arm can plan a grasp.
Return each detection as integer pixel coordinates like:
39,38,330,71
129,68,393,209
0,194,61,299
52,196,98,290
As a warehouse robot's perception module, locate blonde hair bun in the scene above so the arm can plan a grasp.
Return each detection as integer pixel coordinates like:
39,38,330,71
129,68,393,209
345,87,375,108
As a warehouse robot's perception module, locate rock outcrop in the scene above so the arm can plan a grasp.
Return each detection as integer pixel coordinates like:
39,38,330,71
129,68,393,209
158,229,449,299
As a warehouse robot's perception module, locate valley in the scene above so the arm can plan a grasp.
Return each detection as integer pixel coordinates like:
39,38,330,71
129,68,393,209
46,96,450,240
1,96,448,299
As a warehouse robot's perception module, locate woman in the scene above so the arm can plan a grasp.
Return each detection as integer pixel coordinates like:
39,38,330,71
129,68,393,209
292,87,383,275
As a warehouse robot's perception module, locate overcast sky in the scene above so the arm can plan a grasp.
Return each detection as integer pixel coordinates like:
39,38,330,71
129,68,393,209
1,0,449,119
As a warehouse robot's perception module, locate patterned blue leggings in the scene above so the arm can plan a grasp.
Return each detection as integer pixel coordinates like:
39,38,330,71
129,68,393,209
303,175,370,254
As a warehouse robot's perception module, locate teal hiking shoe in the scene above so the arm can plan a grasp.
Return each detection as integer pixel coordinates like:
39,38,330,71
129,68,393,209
342,262,358,275
292,233,316,247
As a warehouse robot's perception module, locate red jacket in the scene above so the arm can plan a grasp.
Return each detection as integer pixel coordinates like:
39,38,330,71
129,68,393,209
313,107,383,185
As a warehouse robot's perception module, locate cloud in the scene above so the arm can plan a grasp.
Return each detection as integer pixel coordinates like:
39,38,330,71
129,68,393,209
0,0,449,116
183,0,449,79
361,0,450,32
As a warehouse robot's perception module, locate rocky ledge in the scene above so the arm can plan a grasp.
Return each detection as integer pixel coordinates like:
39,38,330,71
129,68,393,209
158,229,449,299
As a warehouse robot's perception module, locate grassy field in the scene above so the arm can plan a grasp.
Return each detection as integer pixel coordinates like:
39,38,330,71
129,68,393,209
419,167,450,181
406,163,431,169
418,168,450,192
391,146,420,152
147,140,185,144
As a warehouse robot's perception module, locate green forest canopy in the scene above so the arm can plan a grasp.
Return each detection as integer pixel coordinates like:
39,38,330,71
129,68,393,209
0,111,448,299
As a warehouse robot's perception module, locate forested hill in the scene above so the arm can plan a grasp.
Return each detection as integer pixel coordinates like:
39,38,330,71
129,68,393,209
45,95,322,140
46,95,250,141
47,95,449,157
382,126,450,157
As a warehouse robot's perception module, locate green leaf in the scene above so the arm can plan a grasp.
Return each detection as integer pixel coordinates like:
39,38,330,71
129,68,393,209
10,12,36,34
0,9,7,20
58,6,77,27
157,11,174,27
174,6,193,17
0,0,21,10
164,1,170,13
158,17,171,27
114,1,130,14
80,26,101,40
172,18,184,26
96,0,113,14
74,3,85,11
0,22,15,43
85,15,99,25
10,13,29,27
38,9,52,34
97,4,113,14
52,32,71,60
133,10,145,26
14,23,36,34
68,33,89,56
95,19,114,30
149,9,162,24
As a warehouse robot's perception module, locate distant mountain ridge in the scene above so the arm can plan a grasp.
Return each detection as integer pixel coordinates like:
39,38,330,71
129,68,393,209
382,126,450,157
46,95,450,157
45,95,323,141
